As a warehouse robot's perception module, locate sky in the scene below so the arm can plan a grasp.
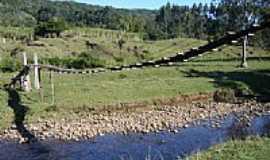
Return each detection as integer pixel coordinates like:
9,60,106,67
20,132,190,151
74,0,213,9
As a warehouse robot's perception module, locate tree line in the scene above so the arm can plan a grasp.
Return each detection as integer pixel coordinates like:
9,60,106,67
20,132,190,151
147,0,269,49
0,0,269,48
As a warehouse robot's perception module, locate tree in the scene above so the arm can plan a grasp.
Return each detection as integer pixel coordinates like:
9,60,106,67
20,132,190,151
34,18,68,37
144,21,166,40
156,3,172,38
36,6,57,22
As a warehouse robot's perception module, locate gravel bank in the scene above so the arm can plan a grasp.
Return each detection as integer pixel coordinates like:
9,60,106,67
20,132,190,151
0,100,269,143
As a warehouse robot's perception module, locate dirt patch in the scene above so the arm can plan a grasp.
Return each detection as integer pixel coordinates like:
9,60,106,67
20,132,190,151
91,92,213,113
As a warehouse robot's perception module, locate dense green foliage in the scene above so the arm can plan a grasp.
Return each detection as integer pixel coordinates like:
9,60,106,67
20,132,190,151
34,18,68,37
0,0,153,32
45,52,106,69
0,56,21,72
150,1,270,48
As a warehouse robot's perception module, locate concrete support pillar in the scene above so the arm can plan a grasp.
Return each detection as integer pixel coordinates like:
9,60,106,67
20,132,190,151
34,54,40,89
241,35,248,68
22,52,31,92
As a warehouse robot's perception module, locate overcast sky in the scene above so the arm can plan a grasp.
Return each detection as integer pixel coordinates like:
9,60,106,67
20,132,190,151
74,0,213,9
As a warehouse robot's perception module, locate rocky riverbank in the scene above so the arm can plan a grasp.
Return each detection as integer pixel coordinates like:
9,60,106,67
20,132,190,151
0,100,270,143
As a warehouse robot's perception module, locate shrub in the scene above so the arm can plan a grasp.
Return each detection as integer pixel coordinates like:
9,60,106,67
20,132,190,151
114,57,124,63
45,52,106,69
119,73,127,79
10,47,24,57
46,57,63,66
213,88,236,103
0,56,21,72
75,52,105,68
234,87,254,97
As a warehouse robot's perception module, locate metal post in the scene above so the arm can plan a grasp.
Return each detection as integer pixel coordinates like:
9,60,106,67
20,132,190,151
241,35,248,68
34,54,40,89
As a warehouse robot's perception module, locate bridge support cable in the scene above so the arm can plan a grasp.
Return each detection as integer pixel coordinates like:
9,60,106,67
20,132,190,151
7,20,270,92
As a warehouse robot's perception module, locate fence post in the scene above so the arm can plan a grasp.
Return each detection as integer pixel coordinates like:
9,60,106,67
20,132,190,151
22,52,31,92
34,54,40,89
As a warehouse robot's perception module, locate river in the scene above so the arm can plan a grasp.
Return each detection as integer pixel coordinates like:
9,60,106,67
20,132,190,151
0,114,269,160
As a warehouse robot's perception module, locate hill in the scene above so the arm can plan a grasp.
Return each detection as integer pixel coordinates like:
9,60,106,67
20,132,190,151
0,0,156,29
0,26,206,68
1,0,269,48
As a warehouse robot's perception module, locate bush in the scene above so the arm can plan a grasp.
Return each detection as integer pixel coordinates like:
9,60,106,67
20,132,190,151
74,52,105,69
213,88,236,103
119,73,127,79
0,57,21,72
234,87,254,97
45,52,106,69
114,57,124,63
46,57,63,66
10,47,24,57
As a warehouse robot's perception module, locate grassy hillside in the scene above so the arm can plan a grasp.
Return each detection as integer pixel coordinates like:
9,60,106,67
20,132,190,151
188,137,270,160
0,26,206,66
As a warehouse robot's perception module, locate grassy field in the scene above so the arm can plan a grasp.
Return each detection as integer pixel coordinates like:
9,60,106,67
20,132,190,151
0,26,205,66
0,27,270,129
188,137,270,160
